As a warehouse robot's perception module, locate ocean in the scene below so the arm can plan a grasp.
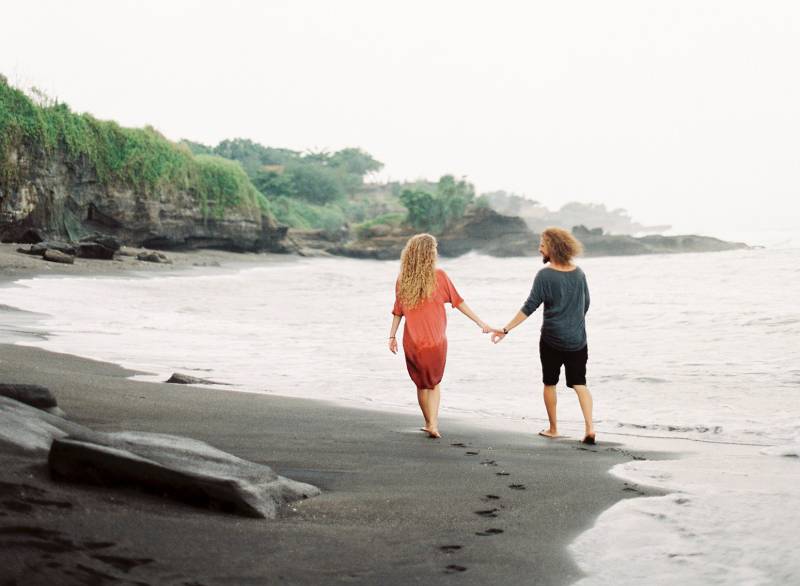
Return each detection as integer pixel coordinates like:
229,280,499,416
3,246,799,584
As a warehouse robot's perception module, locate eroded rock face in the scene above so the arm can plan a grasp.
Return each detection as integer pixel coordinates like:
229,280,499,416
49,431,320,518
0,142,289,253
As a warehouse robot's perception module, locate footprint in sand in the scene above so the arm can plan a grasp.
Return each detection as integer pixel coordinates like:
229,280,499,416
495,471,510,476
451,442,467,448
465,451,479,456
509,484,526,490
445,565,467,573
439,545,463,553
482,494,500,501
480,459,498,467
474,508,500,518
475,528,504,537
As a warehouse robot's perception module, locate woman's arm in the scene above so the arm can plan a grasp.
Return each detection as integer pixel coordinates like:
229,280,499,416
491,310,529,343
456,302,491,333
388,314,402,353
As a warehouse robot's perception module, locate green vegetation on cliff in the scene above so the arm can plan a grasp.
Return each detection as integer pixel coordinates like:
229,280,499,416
399,175,475,234
0,77,269,221
183,138,385,232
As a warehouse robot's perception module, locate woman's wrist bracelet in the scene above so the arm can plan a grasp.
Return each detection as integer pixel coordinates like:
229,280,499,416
389,336,396,339
502,327,509,334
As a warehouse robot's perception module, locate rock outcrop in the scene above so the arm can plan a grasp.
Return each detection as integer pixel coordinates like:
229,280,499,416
0,141,289,253
49,430,320,519
0,394,320,518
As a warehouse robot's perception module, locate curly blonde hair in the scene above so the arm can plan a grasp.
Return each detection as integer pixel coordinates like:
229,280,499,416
542,227,583,265
398,234,438,308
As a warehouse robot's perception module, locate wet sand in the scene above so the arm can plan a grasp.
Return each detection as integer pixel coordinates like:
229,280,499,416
0,246,656,585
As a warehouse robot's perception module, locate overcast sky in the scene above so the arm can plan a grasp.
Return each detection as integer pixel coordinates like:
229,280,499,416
2,1,798,242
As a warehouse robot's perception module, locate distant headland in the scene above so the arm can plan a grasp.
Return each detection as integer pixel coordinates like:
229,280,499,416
0,76,747,261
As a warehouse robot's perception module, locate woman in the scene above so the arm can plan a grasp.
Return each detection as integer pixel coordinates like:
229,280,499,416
388,234,490,438
491,227,596,444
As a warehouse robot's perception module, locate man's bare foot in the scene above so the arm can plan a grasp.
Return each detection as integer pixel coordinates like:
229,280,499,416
426,428,442,439
538,429,560,438
582,433,596,445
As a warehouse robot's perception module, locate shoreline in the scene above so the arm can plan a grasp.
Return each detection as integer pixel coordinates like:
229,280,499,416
0,247,660,585
0,342,658,585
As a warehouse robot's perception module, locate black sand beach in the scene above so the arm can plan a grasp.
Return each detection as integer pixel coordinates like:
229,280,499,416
0,249,655,585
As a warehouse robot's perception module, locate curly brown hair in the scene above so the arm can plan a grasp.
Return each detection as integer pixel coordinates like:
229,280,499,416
541,227,583,265
398,234,438,308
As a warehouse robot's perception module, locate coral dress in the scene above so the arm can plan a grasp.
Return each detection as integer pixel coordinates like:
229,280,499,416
392,269,464,390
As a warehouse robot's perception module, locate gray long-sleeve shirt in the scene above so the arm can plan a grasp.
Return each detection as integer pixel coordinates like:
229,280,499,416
521,266,590,351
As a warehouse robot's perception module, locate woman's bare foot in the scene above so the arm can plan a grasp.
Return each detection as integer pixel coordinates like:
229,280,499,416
538,429,560,438
582,432,596,445
426,427,442,439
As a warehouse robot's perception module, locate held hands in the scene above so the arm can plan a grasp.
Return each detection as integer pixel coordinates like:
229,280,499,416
490,329,506,344
478,320,507,343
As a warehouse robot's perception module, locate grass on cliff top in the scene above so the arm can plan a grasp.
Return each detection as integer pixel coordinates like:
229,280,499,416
0,77,270,220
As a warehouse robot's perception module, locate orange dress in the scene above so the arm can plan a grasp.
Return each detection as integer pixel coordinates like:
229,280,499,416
392,269,464,390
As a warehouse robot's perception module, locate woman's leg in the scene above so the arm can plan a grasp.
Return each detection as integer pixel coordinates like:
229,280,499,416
418,385,441,438
417,388,431,430
428,385,441,437
540,384,559,437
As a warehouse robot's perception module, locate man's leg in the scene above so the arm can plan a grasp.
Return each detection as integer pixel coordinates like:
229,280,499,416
540,384,559,437
572,384,594,438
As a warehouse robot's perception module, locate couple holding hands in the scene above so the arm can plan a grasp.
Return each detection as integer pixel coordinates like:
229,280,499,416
388,228,595,444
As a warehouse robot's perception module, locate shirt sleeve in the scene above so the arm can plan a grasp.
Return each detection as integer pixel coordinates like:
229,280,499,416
392,280,403,316
521,272,544,316
441,271,464,309
583,273,590,315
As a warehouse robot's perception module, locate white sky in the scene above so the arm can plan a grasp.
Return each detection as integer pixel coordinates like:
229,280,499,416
2,1,798,240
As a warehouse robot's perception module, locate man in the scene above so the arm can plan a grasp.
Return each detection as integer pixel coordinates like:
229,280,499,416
491,227,595,444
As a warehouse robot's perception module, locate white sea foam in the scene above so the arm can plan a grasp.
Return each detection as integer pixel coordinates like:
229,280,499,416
2,246,799,584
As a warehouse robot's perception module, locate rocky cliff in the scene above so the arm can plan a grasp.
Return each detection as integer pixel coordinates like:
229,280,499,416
0,140,288,252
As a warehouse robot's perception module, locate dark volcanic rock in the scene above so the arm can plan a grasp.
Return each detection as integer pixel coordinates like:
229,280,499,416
80,233,122,252
43,240,77,255
75,242,115,260
43,249,75,264
0,383,58,410
48,431,321,518
438,207,538,257
137,251,171,264
165,373,229,386
16,244,48,256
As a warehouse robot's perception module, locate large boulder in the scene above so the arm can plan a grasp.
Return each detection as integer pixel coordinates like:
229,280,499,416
0,383,58,410
75,242,115,260
49,431,320,518
0,396,88,453
43,249,75,264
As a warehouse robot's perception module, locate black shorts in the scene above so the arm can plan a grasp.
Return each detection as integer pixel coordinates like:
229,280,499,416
539,338,588,388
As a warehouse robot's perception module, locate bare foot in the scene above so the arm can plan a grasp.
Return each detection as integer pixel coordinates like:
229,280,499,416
538,429,560,438
582,433,596,445
426,428,442,439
